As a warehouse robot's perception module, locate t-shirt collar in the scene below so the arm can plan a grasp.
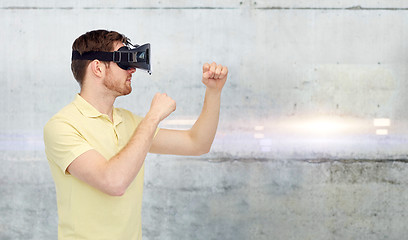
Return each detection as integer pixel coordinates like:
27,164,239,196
73,94,102,118
72,94,123,126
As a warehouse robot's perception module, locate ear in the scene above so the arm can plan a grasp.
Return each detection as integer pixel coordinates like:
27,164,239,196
89,60,105,78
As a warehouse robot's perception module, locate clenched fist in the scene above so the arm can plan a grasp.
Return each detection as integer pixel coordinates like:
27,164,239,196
202,62,228,91
148,93,176,122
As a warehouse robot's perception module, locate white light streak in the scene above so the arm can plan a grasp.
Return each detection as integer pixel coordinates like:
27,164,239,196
288,117,349,135
161,119,196,126
373,118,391,127
254,126,265,131
376,129,388,135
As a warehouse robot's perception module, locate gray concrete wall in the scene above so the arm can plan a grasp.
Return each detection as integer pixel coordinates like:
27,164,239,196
1,1,408,239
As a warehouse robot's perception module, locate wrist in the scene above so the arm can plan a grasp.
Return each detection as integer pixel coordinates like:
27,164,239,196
205,87,222,97
144,111,162,125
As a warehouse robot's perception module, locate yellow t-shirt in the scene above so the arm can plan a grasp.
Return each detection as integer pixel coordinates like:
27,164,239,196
44,94,147,240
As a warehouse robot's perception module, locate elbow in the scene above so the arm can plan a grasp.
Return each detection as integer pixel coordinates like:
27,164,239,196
193,145,211,156
103,175,128,196
107,188,126,197
187,132,214,156
200,146,211,155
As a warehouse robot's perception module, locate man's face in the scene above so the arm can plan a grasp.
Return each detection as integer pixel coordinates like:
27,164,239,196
103,41,136,96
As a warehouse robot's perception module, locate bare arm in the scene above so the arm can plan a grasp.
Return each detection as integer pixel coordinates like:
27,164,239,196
67,93,176,196
150,62,228,156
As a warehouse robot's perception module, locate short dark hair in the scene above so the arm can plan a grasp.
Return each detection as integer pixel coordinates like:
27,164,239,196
71,30,129,86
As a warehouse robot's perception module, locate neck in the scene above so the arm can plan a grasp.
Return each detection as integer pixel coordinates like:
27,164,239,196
79,86,116,121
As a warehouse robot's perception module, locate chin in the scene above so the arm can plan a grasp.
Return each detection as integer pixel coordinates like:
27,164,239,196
122,88,132,96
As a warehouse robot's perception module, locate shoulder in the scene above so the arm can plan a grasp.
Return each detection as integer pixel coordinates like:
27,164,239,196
44,101,83,139
45,101,78,124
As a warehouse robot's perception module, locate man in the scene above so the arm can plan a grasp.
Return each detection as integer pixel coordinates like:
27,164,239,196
43,29,228,240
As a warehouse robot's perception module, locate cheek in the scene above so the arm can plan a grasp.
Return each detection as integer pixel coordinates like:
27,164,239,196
103,76,114,89
110,67,127,79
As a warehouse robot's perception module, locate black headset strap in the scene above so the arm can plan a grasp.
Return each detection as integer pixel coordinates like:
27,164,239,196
71,51,116,61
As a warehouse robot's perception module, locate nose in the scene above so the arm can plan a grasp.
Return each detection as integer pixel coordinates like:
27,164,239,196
128,68,136,74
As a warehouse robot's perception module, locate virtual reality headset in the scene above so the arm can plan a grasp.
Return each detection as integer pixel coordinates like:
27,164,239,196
72,43,151,74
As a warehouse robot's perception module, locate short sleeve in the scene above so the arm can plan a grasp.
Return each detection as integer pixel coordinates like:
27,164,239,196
44,118,94,175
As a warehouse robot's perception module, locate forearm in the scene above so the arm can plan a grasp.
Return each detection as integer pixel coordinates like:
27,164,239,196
189,88,222,153
148,62,227,156
104,114,160,195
